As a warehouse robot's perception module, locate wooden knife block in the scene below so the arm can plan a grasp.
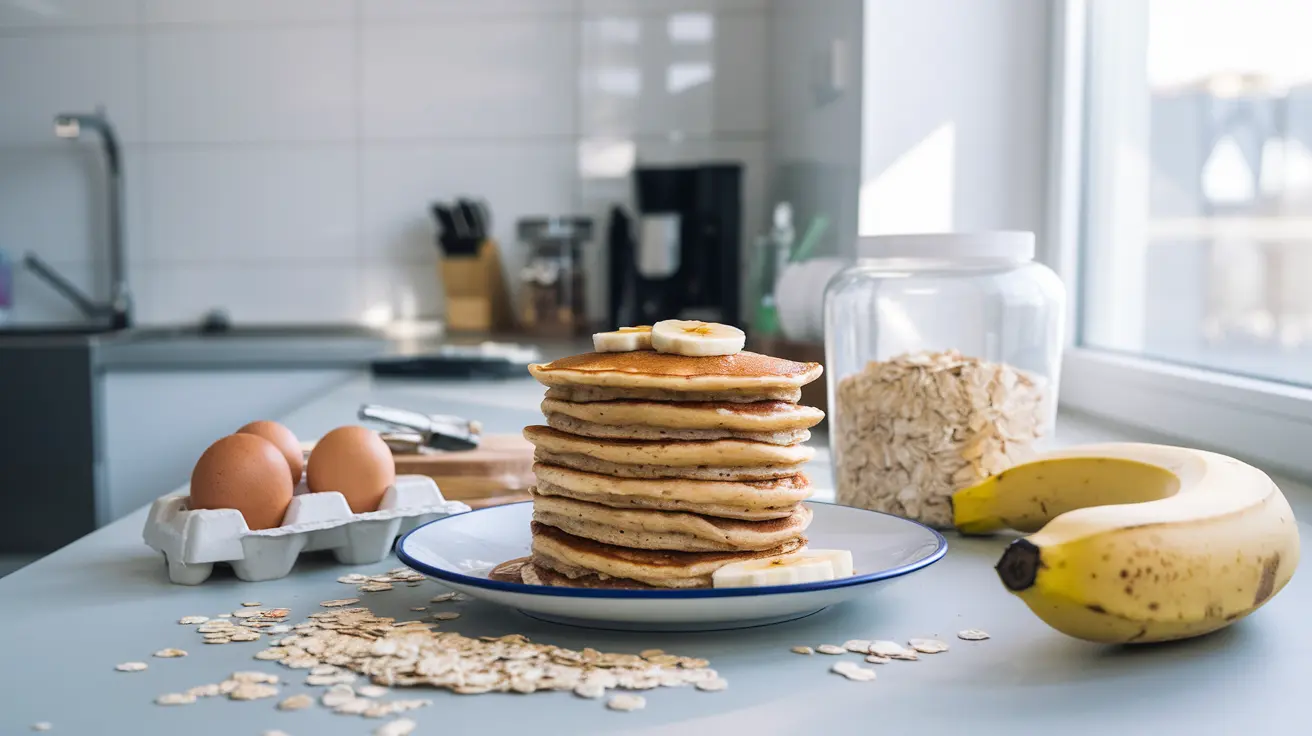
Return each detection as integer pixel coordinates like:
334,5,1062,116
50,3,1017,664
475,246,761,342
391,434,535,509
440,240,515,333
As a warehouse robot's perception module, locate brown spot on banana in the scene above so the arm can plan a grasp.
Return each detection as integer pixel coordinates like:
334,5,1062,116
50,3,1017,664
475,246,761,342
1086,604,1106,614
1254,553,1281,605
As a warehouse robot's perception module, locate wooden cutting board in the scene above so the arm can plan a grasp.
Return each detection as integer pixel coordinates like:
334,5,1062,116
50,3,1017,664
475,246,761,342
391,433,535,508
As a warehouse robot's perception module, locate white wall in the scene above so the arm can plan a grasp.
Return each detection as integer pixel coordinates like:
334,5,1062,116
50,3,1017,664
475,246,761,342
767,0,864,260
859,0,1050,236
0,0,771,327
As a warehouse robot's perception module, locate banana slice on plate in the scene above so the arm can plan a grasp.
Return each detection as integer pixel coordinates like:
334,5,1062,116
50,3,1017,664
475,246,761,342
712,549,854,588
592,326,652,352
651,320,745,357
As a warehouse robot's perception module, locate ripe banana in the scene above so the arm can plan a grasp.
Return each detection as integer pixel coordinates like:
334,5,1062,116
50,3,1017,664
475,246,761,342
712,548,854,588
952,443,1300,644
592,326,652,352
651,320,745,357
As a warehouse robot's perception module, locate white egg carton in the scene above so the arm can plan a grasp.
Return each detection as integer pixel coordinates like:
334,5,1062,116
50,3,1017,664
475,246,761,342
142,475,470,585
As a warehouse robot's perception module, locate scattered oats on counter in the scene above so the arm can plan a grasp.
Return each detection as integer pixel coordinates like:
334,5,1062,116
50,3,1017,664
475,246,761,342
958,629,991,641
833,349,1050,528
115,662,147,672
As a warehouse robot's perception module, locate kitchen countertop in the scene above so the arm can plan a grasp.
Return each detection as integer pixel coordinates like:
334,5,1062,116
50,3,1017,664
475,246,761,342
1,323,590,371
1,375,1309,735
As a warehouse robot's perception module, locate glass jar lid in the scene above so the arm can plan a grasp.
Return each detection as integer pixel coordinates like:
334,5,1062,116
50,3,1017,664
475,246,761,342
857,231,1034,261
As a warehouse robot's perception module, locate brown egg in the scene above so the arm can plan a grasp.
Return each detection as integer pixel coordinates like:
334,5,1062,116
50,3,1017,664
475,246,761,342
237,420,304,486
190,434,294,530
307,425,396,513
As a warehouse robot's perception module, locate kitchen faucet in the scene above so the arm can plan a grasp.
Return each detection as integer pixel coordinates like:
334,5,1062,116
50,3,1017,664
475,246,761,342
25,107,132,329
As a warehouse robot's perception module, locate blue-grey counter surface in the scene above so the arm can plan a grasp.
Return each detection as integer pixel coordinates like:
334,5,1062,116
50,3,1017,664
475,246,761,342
2,376,1308,735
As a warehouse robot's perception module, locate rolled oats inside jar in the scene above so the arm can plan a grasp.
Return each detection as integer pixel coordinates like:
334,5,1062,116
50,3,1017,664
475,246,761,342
832,349,1052,529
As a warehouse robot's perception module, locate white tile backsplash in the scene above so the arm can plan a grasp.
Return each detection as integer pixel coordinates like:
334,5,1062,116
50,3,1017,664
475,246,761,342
361,19,576,140
146,145,357,262
144,264,364,324
145,26,356,143
0,0,136,28
361,0,576,21
0,33,142,146
361,141,578,264
1,0,779,326
141,0,353,25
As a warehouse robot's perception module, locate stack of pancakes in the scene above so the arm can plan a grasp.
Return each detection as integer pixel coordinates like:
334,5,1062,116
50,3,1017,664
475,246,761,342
520,350,825,589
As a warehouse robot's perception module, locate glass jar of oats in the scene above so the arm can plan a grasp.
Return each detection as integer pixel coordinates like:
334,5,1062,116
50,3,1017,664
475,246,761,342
823,232,1065,529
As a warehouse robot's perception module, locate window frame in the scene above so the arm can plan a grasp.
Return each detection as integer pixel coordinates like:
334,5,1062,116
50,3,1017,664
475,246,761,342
1045,0,1312,480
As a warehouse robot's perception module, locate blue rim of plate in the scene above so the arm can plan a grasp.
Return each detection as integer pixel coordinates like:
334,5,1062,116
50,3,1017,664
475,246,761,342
395,501,949,600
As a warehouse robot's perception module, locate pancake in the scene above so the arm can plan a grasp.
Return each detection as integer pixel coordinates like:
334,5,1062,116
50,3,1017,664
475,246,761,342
544,385,803,403
534,450,805,480
545,413,810,445
521,562,658,590
529,350,823,393
532,464,811,520
523,425,815,468
531,493,813,552
541,398,825,431
530,522,806,588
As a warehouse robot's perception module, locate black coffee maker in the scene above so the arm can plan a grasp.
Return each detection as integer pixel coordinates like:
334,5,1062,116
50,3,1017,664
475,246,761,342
607,164,742,328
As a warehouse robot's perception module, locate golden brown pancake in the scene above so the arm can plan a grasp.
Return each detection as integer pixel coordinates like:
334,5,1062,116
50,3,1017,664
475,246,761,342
541,398,825,431
531,492,813,552
523,425,815,468
532,463,811,519
520,562,658,590
533,449,805,480
544,385,803,403
528,350,823,392
545,413,810,445
530,522,806,588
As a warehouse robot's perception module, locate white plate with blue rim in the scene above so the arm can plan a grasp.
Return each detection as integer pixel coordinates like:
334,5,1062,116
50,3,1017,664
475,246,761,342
396,501,947,632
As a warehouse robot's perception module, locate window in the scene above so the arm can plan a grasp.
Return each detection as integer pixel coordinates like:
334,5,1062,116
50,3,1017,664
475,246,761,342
1050,0,1312,477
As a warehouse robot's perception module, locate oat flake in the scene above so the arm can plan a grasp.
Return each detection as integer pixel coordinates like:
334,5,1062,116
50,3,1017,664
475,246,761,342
815,645,845,655
429,593,457,603
357,685,389,698
115,662,147,672
695,678,728,692
153,648,187,658
31,723,52,732
574,682,605,699
374,719,417,736
278,694,314,711
909,638,949,654
958,629,991,641
865,655,890,664
241,602,262,607
187,684,221,698
842,639,872,654
790,646,814,655
607,694,646,712
229,683,279,701
155,693,196,706
321,599,360,608
178,616,209,625
432,612,459,621
831,661,876,682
